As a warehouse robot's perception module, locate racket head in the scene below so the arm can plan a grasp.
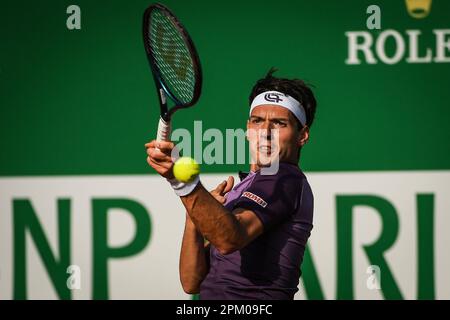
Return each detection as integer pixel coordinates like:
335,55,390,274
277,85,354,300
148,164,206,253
143,3,202,116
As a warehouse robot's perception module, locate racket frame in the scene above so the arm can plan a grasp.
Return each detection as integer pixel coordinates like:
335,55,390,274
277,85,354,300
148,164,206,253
142,3,202,122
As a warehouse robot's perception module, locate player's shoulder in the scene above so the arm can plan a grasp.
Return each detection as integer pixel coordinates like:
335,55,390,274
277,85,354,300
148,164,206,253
251,162,306,195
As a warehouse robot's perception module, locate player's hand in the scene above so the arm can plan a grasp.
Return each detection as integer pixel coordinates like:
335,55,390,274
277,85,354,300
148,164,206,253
145,140,177,179
210,176,234,204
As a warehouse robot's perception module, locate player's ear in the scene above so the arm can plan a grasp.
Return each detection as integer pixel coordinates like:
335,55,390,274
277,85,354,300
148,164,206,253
298,126,309,147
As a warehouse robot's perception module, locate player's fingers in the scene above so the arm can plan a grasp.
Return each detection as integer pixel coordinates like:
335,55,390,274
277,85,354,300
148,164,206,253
148,154,173,169
223,176,235,194
144,140,157,148
147,156,174,179
155,141,175,152
147,155,162,167
146,147,158,159
145,140,173,151
209,188,226,204
156,142,178,159
216,195,226,204
147,147,172,163
213,180,227,194
147,156,159,169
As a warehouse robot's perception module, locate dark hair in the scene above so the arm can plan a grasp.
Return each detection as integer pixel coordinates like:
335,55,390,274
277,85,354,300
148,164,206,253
249,68,317,128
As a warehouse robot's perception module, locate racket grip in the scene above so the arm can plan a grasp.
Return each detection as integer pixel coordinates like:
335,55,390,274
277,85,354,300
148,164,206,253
156,117,171,142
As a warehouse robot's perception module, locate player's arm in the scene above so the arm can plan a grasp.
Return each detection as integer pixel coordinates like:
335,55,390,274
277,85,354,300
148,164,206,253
146,140,264,255
179,212,210,294
180,186,263,255
179,177,238,293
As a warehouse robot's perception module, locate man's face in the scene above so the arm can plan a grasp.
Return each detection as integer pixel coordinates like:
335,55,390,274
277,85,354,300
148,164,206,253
247,105,309,167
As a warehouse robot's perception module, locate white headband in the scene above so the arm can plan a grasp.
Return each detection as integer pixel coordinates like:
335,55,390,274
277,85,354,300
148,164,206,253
250,91,307,126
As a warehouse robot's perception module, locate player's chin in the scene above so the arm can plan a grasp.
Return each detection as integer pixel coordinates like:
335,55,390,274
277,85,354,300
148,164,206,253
256,151,279,167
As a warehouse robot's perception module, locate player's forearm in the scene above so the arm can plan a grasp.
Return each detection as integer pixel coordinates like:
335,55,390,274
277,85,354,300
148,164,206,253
180,184,246,255
179,214,208,294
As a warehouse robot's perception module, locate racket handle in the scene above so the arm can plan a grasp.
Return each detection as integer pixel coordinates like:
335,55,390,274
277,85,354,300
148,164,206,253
156,117,171,142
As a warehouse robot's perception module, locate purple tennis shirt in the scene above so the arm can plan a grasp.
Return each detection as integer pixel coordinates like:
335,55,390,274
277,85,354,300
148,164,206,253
199,162,314,300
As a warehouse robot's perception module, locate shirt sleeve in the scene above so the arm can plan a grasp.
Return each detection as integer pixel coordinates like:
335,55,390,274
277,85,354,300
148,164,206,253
231,171,302,231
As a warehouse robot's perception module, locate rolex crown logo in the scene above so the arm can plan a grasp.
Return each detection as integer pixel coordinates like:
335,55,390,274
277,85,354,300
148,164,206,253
405,0,432,19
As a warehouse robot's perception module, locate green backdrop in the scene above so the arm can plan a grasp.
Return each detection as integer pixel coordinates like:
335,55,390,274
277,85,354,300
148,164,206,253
1,0,449,176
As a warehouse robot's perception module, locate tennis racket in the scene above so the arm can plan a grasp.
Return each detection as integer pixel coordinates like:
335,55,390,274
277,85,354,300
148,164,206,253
142,3,202,142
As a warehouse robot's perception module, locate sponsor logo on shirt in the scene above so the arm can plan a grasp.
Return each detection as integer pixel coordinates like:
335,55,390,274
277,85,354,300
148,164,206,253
241,191,268,208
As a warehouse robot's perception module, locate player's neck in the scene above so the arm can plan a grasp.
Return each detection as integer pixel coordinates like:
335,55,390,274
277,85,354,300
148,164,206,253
250,160,299,173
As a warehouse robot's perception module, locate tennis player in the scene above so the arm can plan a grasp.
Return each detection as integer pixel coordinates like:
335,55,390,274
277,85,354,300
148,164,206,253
145,69,317,299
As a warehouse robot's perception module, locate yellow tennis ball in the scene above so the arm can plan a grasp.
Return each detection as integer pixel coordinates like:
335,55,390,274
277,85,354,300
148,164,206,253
173,157,200,183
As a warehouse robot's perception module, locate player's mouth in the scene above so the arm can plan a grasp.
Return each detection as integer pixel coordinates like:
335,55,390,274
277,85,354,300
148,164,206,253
258,145,272,152
258,144,278,156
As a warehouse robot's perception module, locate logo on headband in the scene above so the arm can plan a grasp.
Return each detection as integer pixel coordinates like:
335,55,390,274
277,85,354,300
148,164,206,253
264,93,284,103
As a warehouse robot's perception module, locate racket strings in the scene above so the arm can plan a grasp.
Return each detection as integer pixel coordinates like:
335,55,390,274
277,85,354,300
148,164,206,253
149,10,196,104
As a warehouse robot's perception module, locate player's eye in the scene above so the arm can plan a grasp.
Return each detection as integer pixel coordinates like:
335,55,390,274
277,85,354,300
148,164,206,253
273,120,287,127
251,118,262,124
